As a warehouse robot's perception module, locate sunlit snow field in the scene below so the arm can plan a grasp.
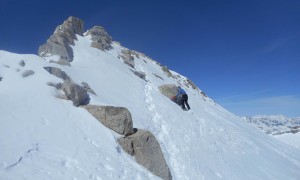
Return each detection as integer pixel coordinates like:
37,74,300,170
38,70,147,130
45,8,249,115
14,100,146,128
1,35,300,179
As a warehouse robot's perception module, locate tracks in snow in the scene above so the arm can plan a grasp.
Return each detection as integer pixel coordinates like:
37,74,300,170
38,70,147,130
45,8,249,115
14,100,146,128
5,143,39,170
143,77,189,179
144,80,164,139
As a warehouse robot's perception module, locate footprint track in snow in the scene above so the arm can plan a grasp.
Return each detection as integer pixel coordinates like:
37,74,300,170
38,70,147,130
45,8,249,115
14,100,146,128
144,81,162,127
143,79,186,178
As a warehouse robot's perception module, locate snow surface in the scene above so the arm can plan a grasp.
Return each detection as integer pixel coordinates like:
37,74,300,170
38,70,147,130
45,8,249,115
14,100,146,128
1,35,300,180
274,133,300,150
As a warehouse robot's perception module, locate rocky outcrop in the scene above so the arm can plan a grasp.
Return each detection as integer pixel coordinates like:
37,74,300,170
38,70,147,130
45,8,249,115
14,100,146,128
118,129,172,180
38,16,84,64
22,70,35,78
62,80,89,107
43,67,91,105
158,84,178,99
83,105,134,136
85,26,112,51
184,79,199,91
43,67,72,81
132,70,146,80
81,82,96,95
161,66,174,78
120,49,135,68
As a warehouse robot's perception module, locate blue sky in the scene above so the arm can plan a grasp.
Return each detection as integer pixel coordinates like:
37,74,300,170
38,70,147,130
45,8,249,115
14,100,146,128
1,0,299,117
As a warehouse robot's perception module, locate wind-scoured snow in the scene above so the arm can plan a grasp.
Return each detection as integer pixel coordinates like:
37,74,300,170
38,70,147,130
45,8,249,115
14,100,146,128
1,35,300,180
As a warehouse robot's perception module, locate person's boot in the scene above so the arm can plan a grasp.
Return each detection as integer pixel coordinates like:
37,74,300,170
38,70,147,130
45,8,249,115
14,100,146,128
186,104,190,110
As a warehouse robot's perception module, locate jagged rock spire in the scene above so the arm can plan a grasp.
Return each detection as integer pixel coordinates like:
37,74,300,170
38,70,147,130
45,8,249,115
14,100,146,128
38,16,84,65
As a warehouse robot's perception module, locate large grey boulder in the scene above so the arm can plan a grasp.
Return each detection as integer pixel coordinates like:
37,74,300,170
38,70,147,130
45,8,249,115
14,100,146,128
83,105,134,136
85,26,112,51
38,16,84,63
43,67,72,81
118,129,172,180
158,84,178,99
62,80,89,106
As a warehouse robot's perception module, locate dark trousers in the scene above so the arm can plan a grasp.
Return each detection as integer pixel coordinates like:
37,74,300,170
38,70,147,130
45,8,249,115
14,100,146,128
181,94,190,110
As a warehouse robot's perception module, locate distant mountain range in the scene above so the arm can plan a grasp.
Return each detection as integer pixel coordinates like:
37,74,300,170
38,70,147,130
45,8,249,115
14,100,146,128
242,115,300,135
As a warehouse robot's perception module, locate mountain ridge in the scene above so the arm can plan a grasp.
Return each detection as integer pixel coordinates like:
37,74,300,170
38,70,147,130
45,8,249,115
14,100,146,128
1,16,300,179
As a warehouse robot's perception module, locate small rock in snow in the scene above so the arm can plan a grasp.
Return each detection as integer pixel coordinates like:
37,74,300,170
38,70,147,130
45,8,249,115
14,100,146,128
19,60,25,67
22,70,35,78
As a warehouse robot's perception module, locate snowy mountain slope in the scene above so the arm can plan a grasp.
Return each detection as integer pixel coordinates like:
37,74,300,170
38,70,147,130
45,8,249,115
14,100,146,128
0,51,159,180
1,29,300,179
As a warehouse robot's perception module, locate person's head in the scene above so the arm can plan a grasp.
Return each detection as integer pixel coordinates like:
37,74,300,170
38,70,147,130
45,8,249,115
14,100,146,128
177,86,181,90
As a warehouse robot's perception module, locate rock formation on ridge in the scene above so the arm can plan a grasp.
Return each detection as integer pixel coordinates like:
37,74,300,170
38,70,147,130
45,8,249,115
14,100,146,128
38,16,84,65
85,26,113,51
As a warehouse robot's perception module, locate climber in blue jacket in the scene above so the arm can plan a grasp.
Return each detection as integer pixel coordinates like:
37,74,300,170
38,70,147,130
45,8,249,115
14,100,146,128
176,86,190,111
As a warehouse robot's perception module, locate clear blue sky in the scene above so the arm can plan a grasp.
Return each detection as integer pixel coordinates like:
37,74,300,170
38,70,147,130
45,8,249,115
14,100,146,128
1,0,299,117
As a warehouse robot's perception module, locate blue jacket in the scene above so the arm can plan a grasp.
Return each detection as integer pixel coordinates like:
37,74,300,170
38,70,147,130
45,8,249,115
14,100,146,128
176,88,186,97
